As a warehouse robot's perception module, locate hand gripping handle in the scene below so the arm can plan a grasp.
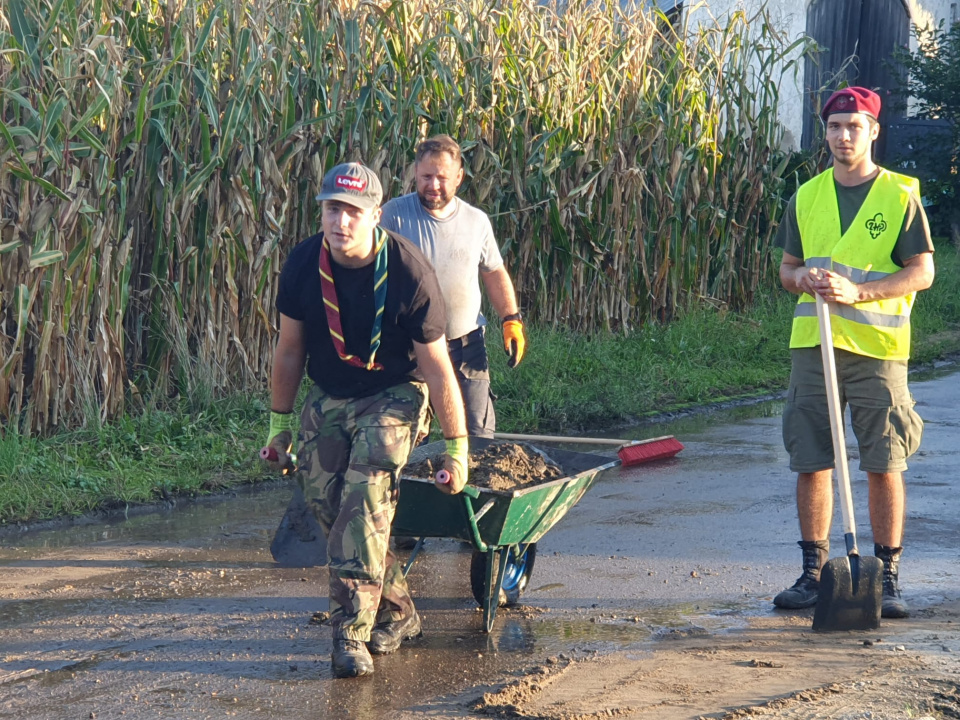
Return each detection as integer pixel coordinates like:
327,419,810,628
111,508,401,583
260,446,278,462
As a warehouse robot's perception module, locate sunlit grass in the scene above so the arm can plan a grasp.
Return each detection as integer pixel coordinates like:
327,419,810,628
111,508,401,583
4,245,957,525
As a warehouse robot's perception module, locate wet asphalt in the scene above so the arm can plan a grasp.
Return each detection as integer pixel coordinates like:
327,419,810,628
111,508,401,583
1,366,958,719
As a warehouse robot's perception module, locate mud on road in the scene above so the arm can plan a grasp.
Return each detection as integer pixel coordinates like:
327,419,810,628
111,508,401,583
2,368,960,719
460,607,960,720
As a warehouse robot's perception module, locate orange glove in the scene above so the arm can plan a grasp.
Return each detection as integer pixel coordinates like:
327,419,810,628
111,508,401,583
502,314,525,368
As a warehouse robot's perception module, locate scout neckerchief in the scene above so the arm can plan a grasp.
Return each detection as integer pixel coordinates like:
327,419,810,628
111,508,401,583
318,228,388,371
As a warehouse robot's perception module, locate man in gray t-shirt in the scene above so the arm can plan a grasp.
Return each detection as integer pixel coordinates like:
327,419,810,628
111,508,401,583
380,135,525,438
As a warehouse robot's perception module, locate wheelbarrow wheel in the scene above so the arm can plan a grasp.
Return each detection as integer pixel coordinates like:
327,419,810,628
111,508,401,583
470,544,537,607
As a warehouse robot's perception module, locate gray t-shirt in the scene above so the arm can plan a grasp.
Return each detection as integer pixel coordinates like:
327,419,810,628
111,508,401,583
379,193,504,340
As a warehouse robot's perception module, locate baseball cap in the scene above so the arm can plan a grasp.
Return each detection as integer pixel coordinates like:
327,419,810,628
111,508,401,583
821,86,881,121
316,162,383,210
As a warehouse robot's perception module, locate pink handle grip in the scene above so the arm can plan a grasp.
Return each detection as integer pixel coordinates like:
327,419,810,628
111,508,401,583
260,446,278,462
435,469,451,484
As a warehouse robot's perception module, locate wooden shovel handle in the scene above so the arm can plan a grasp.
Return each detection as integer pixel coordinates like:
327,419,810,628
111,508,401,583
816,295,859,550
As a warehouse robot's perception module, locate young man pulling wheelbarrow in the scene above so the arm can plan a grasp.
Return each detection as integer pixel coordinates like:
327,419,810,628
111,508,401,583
263,161,469,678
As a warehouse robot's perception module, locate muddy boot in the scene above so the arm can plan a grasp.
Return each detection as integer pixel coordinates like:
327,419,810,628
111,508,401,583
368,611,422,655
331,633,374,678
876,544,909,619
773,540,829,609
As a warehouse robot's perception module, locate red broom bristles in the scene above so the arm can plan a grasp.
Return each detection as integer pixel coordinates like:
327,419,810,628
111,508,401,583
618,436,684,466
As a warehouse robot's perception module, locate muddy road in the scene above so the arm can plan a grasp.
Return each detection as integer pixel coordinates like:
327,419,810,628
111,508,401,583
2,368,960,719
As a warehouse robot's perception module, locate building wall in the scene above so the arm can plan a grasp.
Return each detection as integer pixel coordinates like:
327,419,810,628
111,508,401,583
905,0,956,30
681,0,954,149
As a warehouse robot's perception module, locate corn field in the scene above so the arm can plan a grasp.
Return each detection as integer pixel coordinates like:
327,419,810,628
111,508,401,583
0,0,813,435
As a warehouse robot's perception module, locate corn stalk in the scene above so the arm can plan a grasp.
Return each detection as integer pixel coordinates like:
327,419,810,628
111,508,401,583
0,0,814,434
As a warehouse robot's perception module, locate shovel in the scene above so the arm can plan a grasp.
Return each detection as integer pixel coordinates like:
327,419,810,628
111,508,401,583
811,294,883,631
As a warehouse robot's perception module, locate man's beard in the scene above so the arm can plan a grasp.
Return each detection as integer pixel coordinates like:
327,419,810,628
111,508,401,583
418,190,452,211
833,147,868,167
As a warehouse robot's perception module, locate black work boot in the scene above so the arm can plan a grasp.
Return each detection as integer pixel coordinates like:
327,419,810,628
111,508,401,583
876,544,909,619
332,633,375,678
773,540,829,609
368,611,422,655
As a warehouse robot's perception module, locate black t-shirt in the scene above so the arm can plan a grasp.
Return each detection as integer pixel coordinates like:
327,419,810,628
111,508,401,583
276,230,447,398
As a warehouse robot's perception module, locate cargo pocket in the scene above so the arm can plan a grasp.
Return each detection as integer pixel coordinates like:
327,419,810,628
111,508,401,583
782,384,835,472
849,383,922,472
888,396,924,465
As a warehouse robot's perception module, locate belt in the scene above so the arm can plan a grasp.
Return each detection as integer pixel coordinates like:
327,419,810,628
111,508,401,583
447,326,485,350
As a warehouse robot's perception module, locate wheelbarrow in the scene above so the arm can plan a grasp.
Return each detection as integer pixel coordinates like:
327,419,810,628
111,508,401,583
393,437,619,632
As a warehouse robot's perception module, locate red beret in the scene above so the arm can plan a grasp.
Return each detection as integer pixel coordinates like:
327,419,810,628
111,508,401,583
821,86,881,121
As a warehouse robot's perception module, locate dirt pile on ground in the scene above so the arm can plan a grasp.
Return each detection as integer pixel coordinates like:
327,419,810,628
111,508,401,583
404,441,564,491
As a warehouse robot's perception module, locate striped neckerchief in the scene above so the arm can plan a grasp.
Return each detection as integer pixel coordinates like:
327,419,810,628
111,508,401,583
318,228,388,371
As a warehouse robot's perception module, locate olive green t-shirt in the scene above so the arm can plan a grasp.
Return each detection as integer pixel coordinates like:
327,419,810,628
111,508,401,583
775,173,934,266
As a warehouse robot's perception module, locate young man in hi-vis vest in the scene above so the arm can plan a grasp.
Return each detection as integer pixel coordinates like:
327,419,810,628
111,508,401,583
773,87,935,618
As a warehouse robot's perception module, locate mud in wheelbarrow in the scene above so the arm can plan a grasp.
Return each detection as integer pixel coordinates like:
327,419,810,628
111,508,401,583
393,437,619,632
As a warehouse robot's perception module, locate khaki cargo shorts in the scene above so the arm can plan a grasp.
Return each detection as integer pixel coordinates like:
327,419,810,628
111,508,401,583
782,348,923,474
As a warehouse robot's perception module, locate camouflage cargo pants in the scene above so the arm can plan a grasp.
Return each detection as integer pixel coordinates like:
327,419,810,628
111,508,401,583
296,381,429,642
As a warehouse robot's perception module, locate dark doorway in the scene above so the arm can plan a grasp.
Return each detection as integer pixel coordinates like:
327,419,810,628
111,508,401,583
802,0,911,162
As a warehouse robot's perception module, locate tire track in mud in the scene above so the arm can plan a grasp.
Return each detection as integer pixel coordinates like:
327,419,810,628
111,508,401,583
717,676,960,720
454,607,960,720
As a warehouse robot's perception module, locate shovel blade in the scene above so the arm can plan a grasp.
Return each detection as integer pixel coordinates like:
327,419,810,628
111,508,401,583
812,554,883,632
269,485,327,568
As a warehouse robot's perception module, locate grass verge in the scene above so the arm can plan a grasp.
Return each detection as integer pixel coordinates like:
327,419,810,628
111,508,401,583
2,242,958,526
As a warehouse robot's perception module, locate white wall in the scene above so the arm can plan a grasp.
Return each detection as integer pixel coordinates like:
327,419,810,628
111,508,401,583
906,0,955,31
681,0,807,149
681,0,955,150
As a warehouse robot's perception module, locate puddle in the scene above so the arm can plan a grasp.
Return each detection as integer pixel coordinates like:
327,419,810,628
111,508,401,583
1,485,292,549
911,357,960,382
626,393,787,438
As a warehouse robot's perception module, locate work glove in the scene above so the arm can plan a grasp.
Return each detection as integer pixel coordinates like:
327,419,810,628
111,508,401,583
436,436,468,494
262,411,298,474
502,313,525,368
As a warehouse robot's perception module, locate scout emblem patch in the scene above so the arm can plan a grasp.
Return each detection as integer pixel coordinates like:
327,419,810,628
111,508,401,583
865,213,887,239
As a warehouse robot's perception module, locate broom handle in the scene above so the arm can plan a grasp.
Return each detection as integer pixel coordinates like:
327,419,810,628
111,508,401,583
493,432,673,446
816,295,859,557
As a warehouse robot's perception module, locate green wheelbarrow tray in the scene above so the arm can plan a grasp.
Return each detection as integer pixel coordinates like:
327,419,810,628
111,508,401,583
394,437,619,631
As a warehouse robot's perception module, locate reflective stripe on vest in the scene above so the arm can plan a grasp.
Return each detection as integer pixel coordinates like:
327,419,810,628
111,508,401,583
789,168,918,360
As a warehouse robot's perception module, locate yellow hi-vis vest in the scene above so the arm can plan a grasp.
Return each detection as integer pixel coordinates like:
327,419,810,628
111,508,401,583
789,168,918,360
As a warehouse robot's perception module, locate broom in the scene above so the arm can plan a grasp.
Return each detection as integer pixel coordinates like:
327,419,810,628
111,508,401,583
492,433,684,467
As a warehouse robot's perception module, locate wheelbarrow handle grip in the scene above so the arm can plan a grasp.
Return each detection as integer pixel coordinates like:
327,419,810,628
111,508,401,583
434,470,481,498
259,446,297,475
260,446,278,462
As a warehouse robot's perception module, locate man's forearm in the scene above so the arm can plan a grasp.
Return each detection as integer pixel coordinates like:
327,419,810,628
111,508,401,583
425,367,467,438
853,258,935,302
780,261,811,295
482,266,519,319
270,349,305,413
415,339,467,438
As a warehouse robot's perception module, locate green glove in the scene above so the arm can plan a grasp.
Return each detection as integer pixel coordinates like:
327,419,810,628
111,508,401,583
266,411,298,447
437,436,468,494
263,411,298,469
